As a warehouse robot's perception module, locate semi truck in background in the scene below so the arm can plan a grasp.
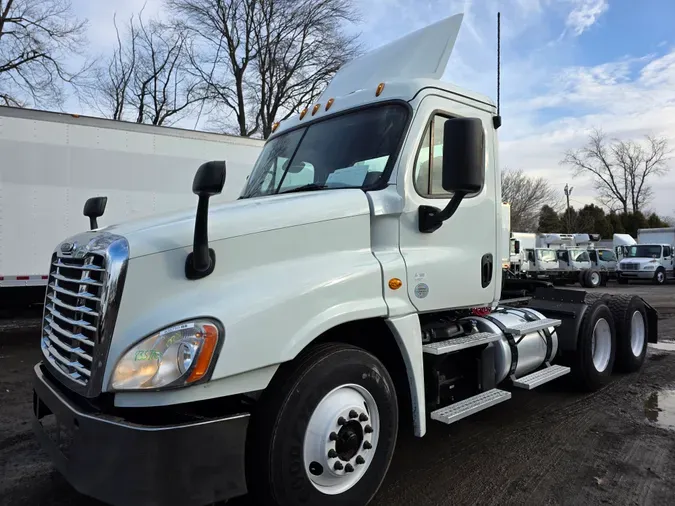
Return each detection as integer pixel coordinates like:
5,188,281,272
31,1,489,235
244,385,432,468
616,227,675,285
506,231,607,288
30,14,659,506
0,106,265,306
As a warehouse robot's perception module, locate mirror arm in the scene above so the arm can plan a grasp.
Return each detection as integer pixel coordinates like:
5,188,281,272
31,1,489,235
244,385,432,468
89,217,98,230
418,191,468,233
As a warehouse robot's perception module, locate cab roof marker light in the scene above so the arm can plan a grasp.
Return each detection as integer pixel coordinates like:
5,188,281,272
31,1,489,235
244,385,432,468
376,82,385,96
312,104,321,116
325,98,334,110
272,121,280,133
299,108,308,120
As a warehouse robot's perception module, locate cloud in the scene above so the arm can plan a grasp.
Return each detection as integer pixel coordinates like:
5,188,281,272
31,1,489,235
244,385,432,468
565,0,608,36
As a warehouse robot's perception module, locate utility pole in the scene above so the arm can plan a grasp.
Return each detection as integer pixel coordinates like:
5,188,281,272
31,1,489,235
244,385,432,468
564,184,573,232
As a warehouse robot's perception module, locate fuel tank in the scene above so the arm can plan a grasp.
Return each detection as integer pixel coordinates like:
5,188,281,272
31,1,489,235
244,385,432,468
461,308,559,384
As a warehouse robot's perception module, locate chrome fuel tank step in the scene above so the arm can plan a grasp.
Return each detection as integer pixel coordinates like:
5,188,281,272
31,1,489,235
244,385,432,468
430,389,511,425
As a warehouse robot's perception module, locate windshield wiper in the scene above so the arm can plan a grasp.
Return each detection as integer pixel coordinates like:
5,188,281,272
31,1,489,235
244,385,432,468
277,183,329,195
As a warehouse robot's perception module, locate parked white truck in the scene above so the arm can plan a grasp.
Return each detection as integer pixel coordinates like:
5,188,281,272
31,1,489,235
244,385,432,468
507,232,606,288
0,106,264,306
616,227,675,285
31,14,658,506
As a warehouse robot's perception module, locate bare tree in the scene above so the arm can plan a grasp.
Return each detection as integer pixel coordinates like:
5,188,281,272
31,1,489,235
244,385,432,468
130,17,205,125
85,9,206,126
167,0,361,138
84,14,137,120
169,0,260,135
561,128,671,214
252,0,361,138
0,0,88,107
502,168,559,232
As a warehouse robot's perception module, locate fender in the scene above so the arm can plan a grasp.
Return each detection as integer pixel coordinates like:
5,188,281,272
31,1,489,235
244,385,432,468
386,313,426,437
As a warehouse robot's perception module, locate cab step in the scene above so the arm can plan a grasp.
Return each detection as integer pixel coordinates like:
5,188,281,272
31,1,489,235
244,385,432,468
422,332,501,355
501,318,561,336
512,365,570,390
430,389,511,425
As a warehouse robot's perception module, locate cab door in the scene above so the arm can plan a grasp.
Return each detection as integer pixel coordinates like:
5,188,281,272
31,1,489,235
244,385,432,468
397,95,498,311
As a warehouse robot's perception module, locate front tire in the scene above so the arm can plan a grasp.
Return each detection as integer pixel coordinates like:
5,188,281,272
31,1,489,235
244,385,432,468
570,301,616,391
653,268,666,285
584,269,602,289
246,343,398,506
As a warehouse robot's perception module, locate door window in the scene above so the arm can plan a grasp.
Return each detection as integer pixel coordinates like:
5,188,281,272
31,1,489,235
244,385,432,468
414,115,451,197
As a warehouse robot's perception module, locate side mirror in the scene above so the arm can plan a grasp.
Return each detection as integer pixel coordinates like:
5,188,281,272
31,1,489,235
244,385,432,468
514,240,521,254
83,196,107,230
185,161,226,280
419,117,485,233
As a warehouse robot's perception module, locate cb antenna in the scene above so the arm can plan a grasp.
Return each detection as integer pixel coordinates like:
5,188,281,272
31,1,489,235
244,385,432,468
493,11,502,129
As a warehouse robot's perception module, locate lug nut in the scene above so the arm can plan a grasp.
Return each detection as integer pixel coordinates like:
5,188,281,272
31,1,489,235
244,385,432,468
334,461,344,471
345,464,355,473
356,456,365,465
363,441,372,450
364,425,373,434
337,417,346,426
328,449,337,459
359,413,369,422
349,410,358,419
329,432,338,441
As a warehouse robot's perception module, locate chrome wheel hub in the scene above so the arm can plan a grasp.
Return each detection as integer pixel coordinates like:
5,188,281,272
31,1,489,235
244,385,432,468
591,318,612,372
303,384,379,495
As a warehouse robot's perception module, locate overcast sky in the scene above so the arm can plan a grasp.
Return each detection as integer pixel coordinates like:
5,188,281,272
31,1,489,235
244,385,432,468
66,0,675,218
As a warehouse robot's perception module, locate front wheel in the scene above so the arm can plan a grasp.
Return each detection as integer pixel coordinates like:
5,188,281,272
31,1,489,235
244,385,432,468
653,268,666,285
584,269,602,289
246,343,398,506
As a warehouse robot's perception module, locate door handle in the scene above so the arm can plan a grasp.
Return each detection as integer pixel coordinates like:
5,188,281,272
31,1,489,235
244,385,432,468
481,253,493,288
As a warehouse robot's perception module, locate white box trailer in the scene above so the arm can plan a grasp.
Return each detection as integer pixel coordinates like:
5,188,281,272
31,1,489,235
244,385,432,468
0,106,264,300
637,227,675,247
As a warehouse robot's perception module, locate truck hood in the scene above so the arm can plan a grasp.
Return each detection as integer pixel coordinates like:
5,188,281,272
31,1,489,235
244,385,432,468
101,189,372,259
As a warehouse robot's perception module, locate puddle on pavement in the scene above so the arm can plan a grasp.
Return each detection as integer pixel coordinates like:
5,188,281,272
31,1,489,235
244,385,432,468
644,390,675,430
649,342,675,352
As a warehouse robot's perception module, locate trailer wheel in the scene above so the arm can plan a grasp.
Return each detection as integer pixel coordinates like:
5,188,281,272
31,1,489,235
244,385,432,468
584,270,602,289
571,301,616,391
608,295,648,373
653,268,666,285
246,343,398,506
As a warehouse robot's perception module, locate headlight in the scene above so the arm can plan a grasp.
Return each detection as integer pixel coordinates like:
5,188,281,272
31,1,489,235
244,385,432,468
642,264,656,270
111,319,221,390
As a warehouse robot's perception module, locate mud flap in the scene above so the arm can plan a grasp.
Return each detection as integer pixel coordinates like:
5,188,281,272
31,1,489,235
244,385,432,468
643,300,659,343
524,287,588,352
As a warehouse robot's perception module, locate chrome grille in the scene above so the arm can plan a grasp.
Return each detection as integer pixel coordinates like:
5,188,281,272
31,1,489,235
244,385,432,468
41,254,106,386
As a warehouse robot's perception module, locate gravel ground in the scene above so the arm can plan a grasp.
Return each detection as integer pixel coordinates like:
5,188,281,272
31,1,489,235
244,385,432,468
1,283,675,506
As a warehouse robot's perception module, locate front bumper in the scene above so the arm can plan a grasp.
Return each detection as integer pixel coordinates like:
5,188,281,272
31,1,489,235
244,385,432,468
32,363,250,506
617,270,655,279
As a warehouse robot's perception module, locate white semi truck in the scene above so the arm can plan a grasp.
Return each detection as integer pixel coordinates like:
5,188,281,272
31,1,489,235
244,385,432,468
616,227,675,285
0,106,264,306
31,14,659,506
507,231,606,288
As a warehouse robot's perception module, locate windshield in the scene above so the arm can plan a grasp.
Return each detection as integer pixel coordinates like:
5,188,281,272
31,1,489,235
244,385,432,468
241,104,409,198
536,249,557,262
626,245,662,258
570,249,590,262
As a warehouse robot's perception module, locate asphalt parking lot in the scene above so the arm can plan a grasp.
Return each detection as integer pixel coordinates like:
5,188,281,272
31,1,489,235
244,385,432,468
2,282,675,506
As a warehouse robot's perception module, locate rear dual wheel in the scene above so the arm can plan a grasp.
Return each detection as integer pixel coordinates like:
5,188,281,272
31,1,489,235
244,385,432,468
246,343,398,506
608,295,648,372
571,300,616,391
